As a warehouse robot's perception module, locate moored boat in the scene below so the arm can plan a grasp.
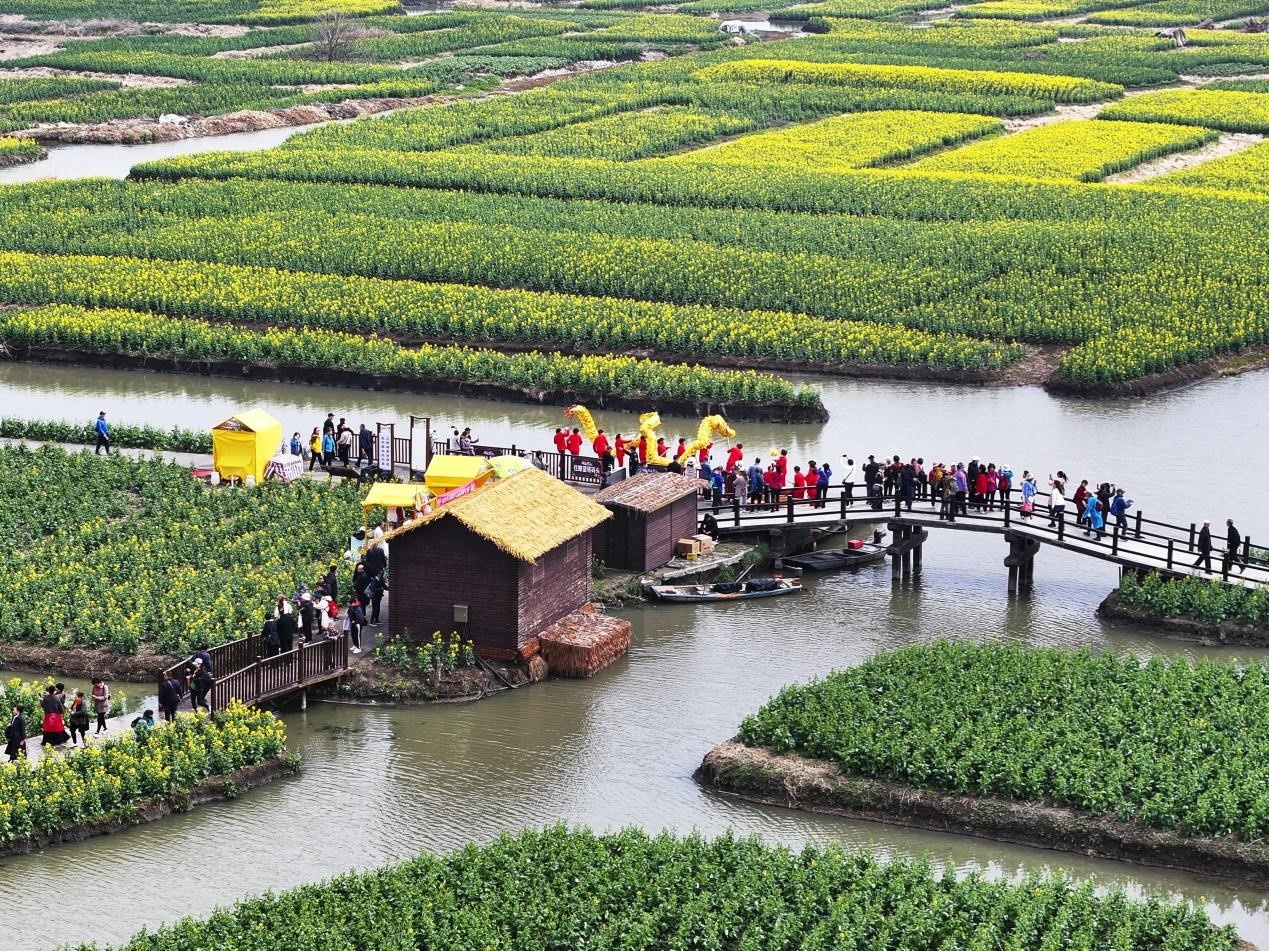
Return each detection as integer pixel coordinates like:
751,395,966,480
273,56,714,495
649,577,802,603
781,543,888,572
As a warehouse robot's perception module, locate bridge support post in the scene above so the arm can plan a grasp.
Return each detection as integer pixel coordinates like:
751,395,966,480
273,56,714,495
1004,532,1040,595
891,525,904,581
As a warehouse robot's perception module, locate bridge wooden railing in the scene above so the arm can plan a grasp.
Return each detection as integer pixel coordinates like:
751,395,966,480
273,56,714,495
694,483,1265,584
163,635,350,711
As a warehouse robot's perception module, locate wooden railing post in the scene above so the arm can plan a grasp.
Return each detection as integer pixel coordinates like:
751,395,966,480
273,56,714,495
1004,499,1011,526
1134,510,1142,539
254,656,262,701
786,494,794,524
1188,523,1196,552
1167,539,1174,571
732,497,740,527
1111,527,1119,556
840,489,847,520
297,642,306,686
1057,515,1064,541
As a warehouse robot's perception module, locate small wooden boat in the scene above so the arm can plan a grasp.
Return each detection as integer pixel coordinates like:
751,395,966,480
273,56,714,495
649,577,802,603
781,543,888,573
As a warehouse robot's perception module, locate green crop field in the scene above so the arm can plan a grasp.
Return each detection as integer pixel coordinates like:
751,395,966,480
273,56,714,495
2,2,1269,402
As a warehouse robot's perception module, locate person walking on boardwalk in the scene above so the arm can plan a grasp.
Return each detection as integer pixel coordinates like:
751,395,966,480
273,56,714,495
1224,519,1246,574
998,464,1013,508
321,430,336,467
190,661,213,713
566,428,583,456
1109,489,1132,537
1082,494,1104,541
1073,479,1090,529
308,428,322,471
347,599,367,654
358,424,374,466
337,425,354,466
94,411,110,455
1193,519,1213,573
592,429,609,459
158,675,183,723
5,705,25,762
322,564,339,605
41,684,69,749
816,462,831,507
67,690,90,747
91,677,111,735
939,469,956,522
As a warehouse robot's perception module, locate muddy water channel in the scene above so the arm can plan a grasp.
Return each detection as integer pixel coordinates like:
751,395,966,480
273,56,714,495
0,124,314,185
1,364,1268,948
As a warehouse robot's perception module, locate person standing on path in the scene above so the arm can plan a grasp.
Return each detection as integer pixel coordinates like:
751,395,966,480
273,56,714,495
347,599,367,654
308,428,322,471
358,424,374,467
91,677,110,735
290,432,302,457
1047,474,1066,529
322,565,339,605
94,411,110,455
1020,472,1037,520
1109,489,1132,537
840,457,855,506
566,428,582,456
1194,519,1213,573
1224,519,1246,574
337,425,354,466
41,684,69,749
5,705,25,762
68,690,90,747
276,595,296,655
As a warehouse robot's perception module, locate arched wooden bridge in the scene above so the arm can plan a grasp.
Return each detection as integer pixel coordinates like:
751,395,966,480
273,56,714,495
699,488,1266,592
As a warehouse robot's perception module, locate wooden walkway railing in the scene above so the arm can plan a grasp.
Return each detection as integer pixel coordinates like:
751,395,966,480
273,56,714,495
696,485,1266,589
162,635,350,711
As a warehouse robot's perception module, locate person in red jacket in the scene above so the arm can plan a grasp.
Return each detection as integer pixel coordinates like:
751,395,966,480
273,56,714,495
698,441,712,465
675,438,687,461
565,428,582,456
775,449,788,482
793,466,807,501
592,429,609,458
726,443,744,472
637,435,648,464
763,465,778,509
614,434,626,467
656,437,668,459
553,428,567,454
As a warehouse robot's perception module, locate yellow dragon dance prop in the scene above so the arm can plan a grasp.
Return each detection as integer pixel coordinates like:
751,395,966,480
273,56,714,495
564,405,598,443
677,415,736,466
566,406,729,468
638,411,671,466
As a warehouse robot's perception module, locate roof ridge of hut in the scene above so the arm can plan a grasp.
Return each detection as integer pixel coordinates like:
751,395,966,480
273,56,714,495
592,471,700,512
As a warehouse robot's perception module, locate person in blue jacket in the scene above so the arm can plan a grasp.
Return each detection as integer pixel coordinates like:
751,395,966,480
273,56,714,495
94,411,110,455
1082,494,1105,541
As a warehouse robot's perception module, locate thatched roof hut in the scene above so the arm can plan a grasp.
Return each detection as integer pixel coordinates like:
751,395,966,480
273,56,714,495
378,468,611,659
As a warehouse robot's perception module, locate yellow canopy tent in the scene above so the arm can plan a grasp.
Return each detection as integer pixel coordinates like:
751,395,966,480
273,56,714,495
425,455,493,498
212,410,283,485
361,482,431,512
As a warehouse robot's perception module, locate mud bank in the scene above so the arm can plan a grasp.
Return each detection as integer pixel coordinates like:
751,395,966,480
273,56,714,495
3,346,828,423
1099,590,1269,648
696,739,1269,884
331,655,534,703
0,642,176,682
17,95,441,145
0,756,295,858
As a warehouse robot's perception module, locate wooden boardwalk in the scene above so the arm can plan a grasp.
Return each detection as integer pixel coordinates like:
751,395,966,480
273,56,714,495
700,488,1267,590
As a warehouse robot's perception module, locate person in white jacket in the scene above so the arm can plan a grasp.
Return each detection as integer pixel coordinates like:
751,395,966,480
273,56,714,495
840,456,856,506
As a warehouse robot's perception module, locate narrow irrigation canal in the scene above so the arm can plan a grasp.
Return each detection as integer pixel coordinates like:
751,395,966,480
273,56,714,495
1,363,1267,949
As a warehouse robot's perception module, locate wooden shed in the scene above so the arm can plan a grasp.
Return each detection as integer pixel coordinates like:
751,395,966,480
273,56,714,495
374,467,610,660
592,472,701,572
